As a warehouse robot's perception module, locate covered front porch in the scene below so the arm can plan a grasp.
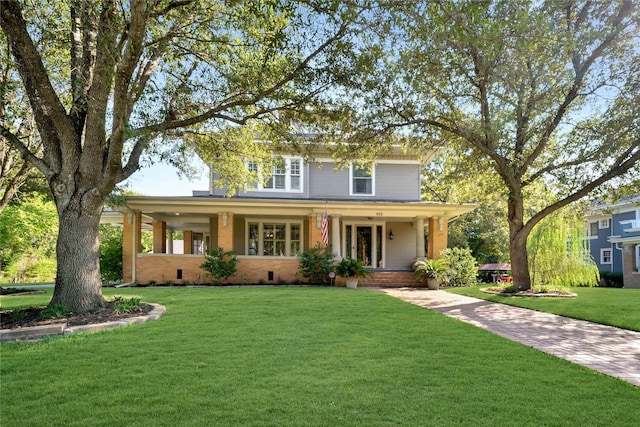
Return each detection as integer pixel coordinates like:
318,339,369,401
115,197,476,285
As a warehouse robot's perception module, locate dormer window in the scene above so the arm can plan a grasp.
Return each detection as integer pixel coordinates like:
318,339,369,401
350,164,374,196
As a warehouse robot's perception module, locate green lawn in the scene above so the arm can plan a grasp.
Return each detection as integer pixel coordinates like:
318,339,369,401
2,287,639,426
446,285,640,331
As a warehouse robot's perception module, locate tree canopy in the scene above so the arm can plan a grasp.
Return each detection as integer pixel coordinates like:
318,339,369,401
0,0,366,311
337,0,640,289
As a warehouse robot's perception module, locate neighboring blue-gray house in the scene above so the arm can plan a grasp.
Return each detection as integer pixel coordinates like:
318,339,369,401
586,196,640,288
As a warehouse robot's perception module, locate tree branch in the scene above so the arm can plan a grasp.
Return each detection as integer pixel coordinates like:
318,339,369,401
0,0,74,174
523,139,640,236
0,125,53,178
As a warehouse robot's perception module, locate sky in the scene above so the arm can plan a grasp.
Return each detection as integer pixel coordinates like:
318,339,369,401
121,159,210,197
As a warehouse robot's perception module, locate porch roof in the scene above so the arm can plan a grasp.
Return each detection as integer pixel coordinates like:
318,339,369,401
122,195,477,221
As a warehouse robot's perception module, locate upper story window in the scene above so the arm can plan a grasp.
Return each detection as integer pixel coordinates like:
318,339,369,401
350,164,374,196
599,218,610,229
588,221,598,239
247,157,303,193
266,164,286,189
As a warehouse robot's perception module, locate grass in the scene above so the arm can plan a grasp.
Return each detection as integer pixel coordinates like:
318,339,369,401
446,285,640,331
1,287,639,426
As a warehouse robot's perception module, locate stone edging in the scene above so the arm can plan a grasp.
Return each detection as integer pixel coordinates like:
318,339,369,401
480,288,577,298
0,303,166,342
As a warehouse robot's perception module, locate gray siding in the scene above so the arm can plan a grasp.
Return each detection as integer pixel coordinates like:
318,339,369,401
376,164,421,200
208,161,422,201
385,222,416,269
309,162,420,201
308,163,350,198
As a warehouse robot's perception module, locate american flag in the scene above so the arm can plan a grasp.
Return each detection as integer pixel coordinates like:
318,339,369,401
321,205,329,246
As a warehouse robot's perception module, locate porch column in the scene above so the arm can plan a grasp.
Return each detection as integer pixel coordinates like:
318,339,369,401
218,212,234,251
427,216,448,259
167,229,173,254
122,211,141,283
184,230,193,254
415,217,426,259
153,221,166,254
308,213,323,247
331,215,341,258
622,244,640,288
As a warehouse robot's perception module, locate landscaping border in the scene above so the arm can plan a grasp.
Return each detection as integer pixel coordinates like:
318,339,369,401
0,303,166,342
480,288,577,298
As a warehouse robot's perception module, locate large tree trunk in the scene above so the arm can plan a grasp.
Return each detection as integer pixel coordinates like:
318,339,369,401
507,189,532,291
50,191,106,312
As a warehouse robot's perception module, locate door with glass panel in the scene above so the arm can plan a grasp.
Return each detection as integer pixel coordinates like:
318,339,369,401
344,225,382,267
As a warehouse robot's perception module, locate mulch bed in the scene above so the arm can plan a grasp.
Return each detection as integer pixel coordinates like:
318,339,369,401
1,300,154,330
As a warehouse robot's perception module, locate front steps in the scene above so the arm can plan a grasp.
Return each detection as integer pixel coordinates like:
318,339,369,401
358,271,422,288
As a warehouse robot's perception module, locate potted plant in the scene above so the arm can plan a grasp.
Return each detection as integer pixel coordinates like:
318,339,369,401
414,258,447,290
334,257,372,289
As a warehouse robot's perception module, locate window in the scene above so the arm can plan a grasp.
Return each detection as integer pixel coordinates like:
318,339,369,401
246,161,259,190
265,164,286,190
600,248,612,264
246,221,302,257
350,164,374,196
290,159,301,190
599,218,610,229
588,222,598,238
192,232,204,255
247,157,303,192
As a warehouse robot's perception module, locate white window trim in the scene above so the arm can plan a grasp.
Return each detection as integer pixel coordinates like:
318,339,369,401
598,218,611,229
349,164,375,196
244,219,304,257
600,248,612,265
246,157,304,193
588,221,598,240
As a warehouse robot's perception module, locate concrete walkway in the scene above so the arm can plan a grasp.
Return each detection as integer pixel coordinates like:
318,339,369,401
380,288,640,387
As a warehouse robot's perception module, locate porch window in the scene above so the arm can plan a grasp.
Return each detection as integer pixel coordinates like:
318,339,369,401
246,221,303,257
600,248,612,264
350,164,374,196
192,232,204,255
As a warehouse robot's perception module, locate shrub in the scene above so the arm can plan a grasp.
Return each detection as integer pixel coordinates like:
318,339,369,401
297,244,334,285
334,257,372,279
598,271,624,288
439,247,478,287
39,304,66,320
112,296,142,314
200,247,238,284
99,224,123,282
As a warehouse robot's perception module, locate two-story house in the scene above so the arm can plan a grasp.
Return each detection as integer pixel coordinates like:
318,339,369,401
105,146,476,286
586,195,640,288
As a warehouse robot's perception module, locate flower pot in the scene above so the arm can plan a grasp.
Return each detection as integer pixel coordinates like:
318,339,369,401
426,278,439,290
345,278,359,289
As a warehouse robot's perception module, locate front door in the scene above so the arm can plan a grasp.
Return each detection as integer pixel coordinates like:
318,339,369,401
344,224,384,268
356,226,372,266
